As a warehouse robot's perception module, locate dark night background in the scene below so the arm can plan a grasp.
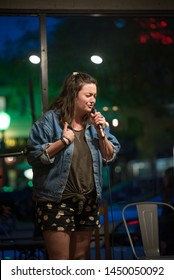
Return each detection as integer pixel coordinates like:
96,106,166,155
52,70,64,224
0,13,174,259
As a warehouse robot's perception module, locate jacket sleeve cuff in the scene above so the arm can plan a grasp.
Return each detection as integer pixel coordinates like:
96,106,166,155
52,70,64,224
103,145,117,164
40,143,55,164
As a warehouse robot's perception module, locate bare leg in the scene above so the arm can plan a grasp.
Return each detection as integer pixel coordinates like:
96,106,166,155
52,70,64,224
69,231,93,260
43,231,71,260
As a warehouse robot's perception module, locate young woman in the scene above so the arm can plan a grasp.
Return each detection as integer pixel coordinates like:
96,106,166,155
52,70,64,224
27,72,120,259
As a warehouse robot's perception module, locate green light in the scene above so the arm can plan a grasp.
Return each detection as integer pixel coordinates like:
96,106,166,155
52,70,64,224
2,186,14,192
27,181,33,187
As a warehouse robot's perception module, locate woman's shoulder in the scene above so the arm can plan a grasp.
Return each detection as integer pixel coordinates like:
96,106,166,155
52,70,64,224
40,109,60,121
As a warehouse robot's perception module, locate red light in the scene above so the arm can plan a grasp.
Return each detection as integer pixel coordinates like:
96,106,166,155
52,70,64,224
139,34,148,44
161,35,173,45
162,36,173,45
127,220,139,226
150,32,161,40
160,20,167,28
166,36,173,44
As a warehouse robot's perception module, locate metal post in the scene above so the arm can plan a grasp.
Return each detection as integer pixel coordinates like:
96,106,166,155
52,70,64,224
0,131,9,186
40,14,48,114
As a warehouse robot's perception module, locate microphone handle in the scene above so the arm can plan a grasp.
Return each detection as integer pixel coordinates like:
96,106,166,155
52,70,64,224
98,124,105,138
92,107,105,138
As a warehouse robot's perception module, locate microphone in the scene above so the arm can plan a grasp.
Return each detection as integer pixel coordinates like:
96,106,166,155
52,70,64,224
91,107,105,138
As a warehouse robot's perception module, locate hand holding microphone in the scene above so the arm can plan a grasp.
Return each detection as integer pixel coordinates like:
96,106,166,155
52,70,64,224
91,107,106,139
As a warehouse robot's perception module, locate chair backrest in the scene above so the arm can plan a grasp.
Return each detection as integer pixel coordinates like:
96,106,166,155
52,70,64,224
94,200,111,259
122,201,174,259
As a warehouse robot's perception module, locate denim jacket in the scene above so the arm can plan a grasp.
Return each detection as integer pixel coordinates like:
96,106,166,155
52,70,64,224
27,110,120,202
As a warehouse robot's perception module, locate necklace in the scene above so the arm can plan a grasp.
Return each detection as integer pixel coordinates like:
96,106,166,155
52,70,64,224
73,129,84,143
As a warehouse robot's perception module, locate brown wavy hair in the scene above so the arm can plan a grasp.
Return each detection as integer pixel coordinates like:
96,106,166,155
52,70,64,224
49,72,97,124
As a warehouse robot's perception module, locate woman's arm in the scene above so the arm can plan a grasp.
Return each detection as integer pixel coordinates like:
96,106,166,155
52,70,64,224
46,122,75,158
91,110,120,161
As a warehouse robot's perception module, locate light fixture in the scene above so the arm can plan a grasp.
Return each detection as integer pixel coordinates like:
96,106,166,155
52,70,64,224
112,118,119,127
29,55,40,64
90,55,103,64
103,106,109,111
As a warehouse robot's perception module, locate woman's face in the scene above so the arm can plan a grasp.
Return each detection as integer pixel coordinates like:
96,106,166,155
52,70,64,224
75,83,97,115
